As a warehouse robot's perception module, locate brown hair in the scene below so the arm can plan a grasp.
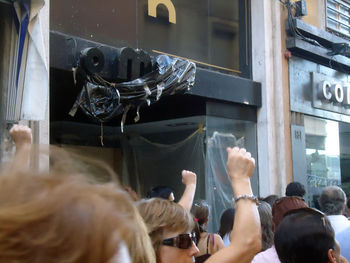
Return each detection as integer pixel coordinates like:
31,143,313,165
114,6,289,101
0,146,155,263
272,196,308,230
192,200,209,232
137,198,195,253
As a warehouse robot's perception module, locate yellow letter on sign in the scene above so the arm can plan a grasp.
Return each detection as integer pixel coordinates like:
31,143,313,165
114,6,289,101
148,0,176,24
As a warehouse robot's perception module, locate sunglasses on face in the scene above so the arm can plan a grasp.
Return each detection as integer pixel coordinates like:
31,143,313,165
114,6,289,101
162,232,197,249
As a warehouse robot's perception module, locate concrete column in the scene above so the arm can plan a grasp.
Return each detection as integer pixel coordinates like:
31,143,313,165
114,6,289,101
251,0,293,197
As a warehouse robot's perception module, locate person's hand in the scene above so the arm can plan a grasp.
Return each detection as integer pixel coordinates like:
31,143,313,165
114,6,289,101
9,125,32,148
181,170,196,186
226,147,255,182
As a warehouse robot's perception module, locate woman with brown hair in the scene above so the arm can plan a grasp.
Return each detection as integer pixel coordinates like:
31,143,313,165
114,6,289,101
137,198,199,263
0,139,156,263
138,147,261,263
192,200,225,262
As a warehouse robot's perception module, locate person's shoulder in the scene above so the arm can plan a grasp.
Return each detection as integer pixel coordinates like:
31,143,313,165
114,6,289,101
211,233,224,250
252,247,280,263
338,226,350,240
212,233,223,240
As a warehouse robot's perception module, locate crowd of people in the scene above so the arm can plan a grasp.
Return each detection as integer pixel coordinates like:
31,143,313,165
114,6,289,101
1,124,349,263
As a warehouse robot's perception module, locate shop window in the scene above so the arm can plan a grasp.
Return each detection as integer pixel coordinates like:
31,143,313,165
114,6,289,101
121,116,258,232
304,116,342,207
326,0,350,38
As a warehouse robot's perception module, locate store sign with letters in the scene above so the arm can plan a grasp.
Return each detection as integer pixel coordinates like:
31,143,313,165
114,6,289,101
312,72,350,115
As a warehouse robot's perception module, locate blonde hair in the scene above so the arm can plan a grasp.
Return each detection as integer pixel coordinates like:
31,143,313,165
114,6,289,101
137,198,195,253
0,147,155,263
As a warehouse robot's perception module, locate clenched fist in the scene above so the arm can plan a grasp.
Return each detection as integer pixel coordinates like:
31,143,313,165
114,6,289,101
226,147,255,182
181,170,196,186
9,125,32,148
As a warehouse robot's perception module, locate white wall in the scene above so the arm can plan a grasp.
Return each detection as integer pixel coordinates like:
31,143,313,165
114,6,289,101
251,0,291,197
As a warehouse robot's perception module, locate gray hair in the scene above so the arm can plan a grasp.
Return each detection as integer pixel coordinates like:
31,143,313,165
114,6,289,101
319,186,346,215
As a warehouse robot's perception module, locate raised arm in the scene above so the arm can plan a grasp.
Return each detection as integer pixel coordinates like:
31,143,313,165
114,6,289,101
9,124,32,164
178,170,196,211
206,147,261,263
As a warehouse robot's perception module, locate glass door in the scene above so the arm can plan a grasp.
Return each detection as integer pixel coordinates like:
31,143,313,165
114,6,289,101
304,116,341,207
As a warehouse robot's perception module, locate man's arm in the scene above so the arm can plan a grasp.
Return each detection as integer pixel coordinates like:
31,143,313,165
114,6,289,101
178,170,196,211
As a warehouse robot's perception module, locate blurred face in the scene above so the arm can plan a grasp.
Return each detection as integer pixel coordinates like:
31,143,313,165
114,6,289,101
157,231,199,263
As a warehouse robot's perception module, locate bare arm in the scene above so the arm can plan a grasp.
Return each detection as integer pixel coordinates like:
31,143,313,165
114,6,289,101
178,170,196,211
206,147,261,263
211,234,225,254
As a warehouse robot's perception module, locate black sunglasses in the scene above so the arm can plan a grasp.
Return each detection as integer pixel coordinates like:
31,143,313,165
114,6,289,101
162,232,197,249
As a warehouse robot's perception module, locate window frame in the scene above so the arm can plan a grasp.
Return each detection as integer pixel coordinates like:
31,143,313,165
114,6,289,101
326,0,350,38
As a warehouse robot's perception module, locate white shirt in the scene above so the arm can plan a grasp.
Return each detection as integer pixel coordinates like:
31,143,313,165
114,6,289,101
337,227,350,262
222,233,231,247
251,246,281,263
327,215,350,234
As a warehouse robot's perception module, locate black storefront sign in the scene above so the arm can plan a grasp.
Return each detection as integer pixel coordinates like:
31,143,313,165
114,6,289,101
51,0,251,77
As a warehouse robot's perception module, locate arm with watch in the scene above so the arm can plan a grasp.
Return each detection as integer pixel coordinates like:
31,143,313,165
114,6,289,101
206,147,261,263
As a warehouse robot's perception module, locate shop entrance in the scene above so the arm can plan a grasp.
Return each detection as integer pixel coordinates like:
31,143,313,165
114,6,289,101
300,116,350,207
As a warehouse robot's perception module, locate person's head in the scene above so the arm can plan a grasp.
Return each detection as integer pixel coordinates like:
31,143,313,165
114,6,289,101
258,201,274,251
275,208,340,263
0,171,153,263
218,208,235,238
272,196,308,231
285,181,306,198
137,198,199,263
319,186,346,215
147,186,175,201
192,200,210,233
0,147,155,263
263,194,279,208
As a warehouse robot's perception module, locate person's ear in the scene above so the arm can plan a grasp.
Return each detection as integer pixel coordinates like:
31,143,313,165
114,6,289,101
328,248,337,263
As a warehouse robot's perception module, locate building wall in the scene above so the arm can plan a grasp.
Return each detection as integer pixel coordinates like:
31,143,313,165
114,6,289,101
0,3,16,162
0,1,50,164
252,0,293,197
302,0,326,29
253,0,347,197
251,0,328,196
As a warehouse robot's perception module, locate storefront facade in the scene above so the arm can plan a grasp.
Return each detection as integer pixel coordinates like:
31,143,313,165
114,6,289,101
50,0,262,231
286,1,350,204
290,56,350,205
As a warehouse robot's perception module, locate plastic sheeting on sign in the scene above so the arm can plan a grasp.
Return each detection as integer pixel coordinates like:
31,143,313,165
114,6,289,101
70,54,196,127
